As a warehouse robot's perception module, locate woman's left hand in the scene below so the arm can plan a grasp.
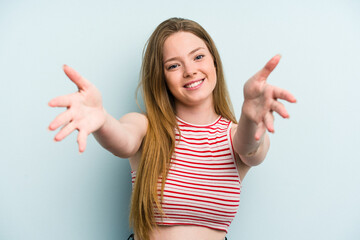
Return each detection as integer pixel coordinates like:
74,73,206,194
242,55,297,140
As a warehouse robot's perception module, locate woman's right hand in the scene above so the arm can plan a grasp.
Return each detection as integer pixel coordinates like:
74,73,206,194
48,65,106,153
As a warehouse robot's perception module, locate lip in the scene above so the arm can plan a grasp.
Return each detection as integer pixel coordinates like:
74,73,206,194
183,78,205,90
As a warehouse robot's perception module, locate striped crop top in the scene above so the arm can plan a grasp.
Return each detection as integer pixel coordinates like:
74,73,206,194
131,116,241,232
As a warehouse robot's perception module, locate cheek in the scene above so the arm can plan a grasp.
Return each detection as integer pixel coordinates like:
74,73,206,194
207,63,217,81
209,66,217,89
165,71,182,86
164,73,179,95
164,73,172,87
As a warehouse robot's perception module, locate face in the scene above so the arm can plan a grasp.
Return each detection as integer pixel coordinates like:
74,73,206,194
162,31,217,109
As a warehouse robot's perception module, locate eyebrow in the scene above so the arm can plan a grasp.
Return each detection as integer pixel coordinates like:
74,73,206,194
163,47,205,64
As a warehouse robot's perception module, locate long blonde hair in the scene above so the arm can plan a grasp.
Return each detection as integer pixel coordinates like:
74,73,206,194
130,17,236,240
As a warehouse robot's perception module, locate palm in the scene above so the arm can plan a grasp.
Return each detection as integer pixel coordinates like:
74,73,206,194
48,65,106,152
242,55,296,140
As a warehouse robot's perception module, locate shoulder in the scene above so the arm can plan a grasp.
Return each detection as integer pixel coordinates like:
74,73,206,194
120,112,148,123
119,112,148,136
230,122,237,137
219,117,237,138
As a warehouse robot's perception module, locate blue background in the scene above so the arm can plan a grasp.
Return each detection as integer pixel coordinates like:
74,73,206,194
1,0,359,239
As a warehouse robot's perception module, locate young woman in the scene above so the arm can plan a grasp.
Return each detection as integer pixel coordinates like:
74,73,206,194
48,18,296,240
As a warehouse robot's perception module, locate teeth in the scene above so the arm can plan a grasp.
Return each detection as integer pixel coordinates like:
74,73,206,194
185,79,203,88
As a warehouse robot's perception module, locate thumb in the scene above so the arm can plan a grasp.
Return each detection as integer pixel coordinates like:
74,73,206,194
257,54,281,81
63,65,91,90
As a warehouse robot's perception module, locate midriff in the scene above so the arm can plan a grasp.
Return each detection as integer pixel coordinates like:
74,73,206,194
134,225,226,240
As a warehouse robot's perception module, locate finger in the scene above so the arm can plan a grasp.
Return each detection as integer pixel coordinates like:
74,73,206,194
63,64,91,90
264,112,275,133
48,92,77,108
54,121,77,142
77,130,88,153
254,122,267,141
271,101,289,119
49,110,73,131
258,54,281,81
55,122,71,137
272,86,297,103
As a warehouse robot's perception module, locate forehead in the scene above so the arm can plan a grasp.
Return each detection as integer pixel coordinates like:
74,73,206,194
163,31,208,60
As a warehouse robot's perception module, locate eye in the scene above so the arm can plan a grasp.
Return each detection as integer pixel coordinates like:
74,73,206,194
167,64,179,70
195,55,204,60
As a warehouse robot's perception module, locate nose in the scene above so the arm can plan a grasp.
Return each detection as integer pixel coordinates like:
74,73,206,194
183,62,197,78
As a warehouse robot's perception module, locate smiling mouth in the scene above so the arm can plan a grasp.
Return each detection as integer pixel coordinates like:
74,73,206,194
184,79,204,88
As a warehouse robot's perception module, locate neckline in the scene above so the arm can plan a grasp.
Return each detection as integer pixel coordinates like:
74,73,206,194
176,115,222,127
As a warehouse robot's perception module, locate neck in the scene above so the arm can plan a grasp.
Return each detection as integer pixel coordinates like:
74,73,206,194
175,99,218,125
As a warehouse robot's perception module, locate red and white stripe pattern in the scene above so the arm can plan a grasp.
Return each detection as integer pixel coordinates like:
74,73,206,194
131,116,241,232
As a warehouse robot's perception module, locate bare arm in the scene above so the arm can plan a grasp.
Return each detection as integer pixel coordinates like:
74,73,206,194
93,112,148,158
232,116,270,167
233,55,296,166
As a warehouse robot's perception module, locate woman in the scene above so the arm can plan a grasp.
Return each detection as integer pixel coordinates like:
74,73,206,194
48,18,296,240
